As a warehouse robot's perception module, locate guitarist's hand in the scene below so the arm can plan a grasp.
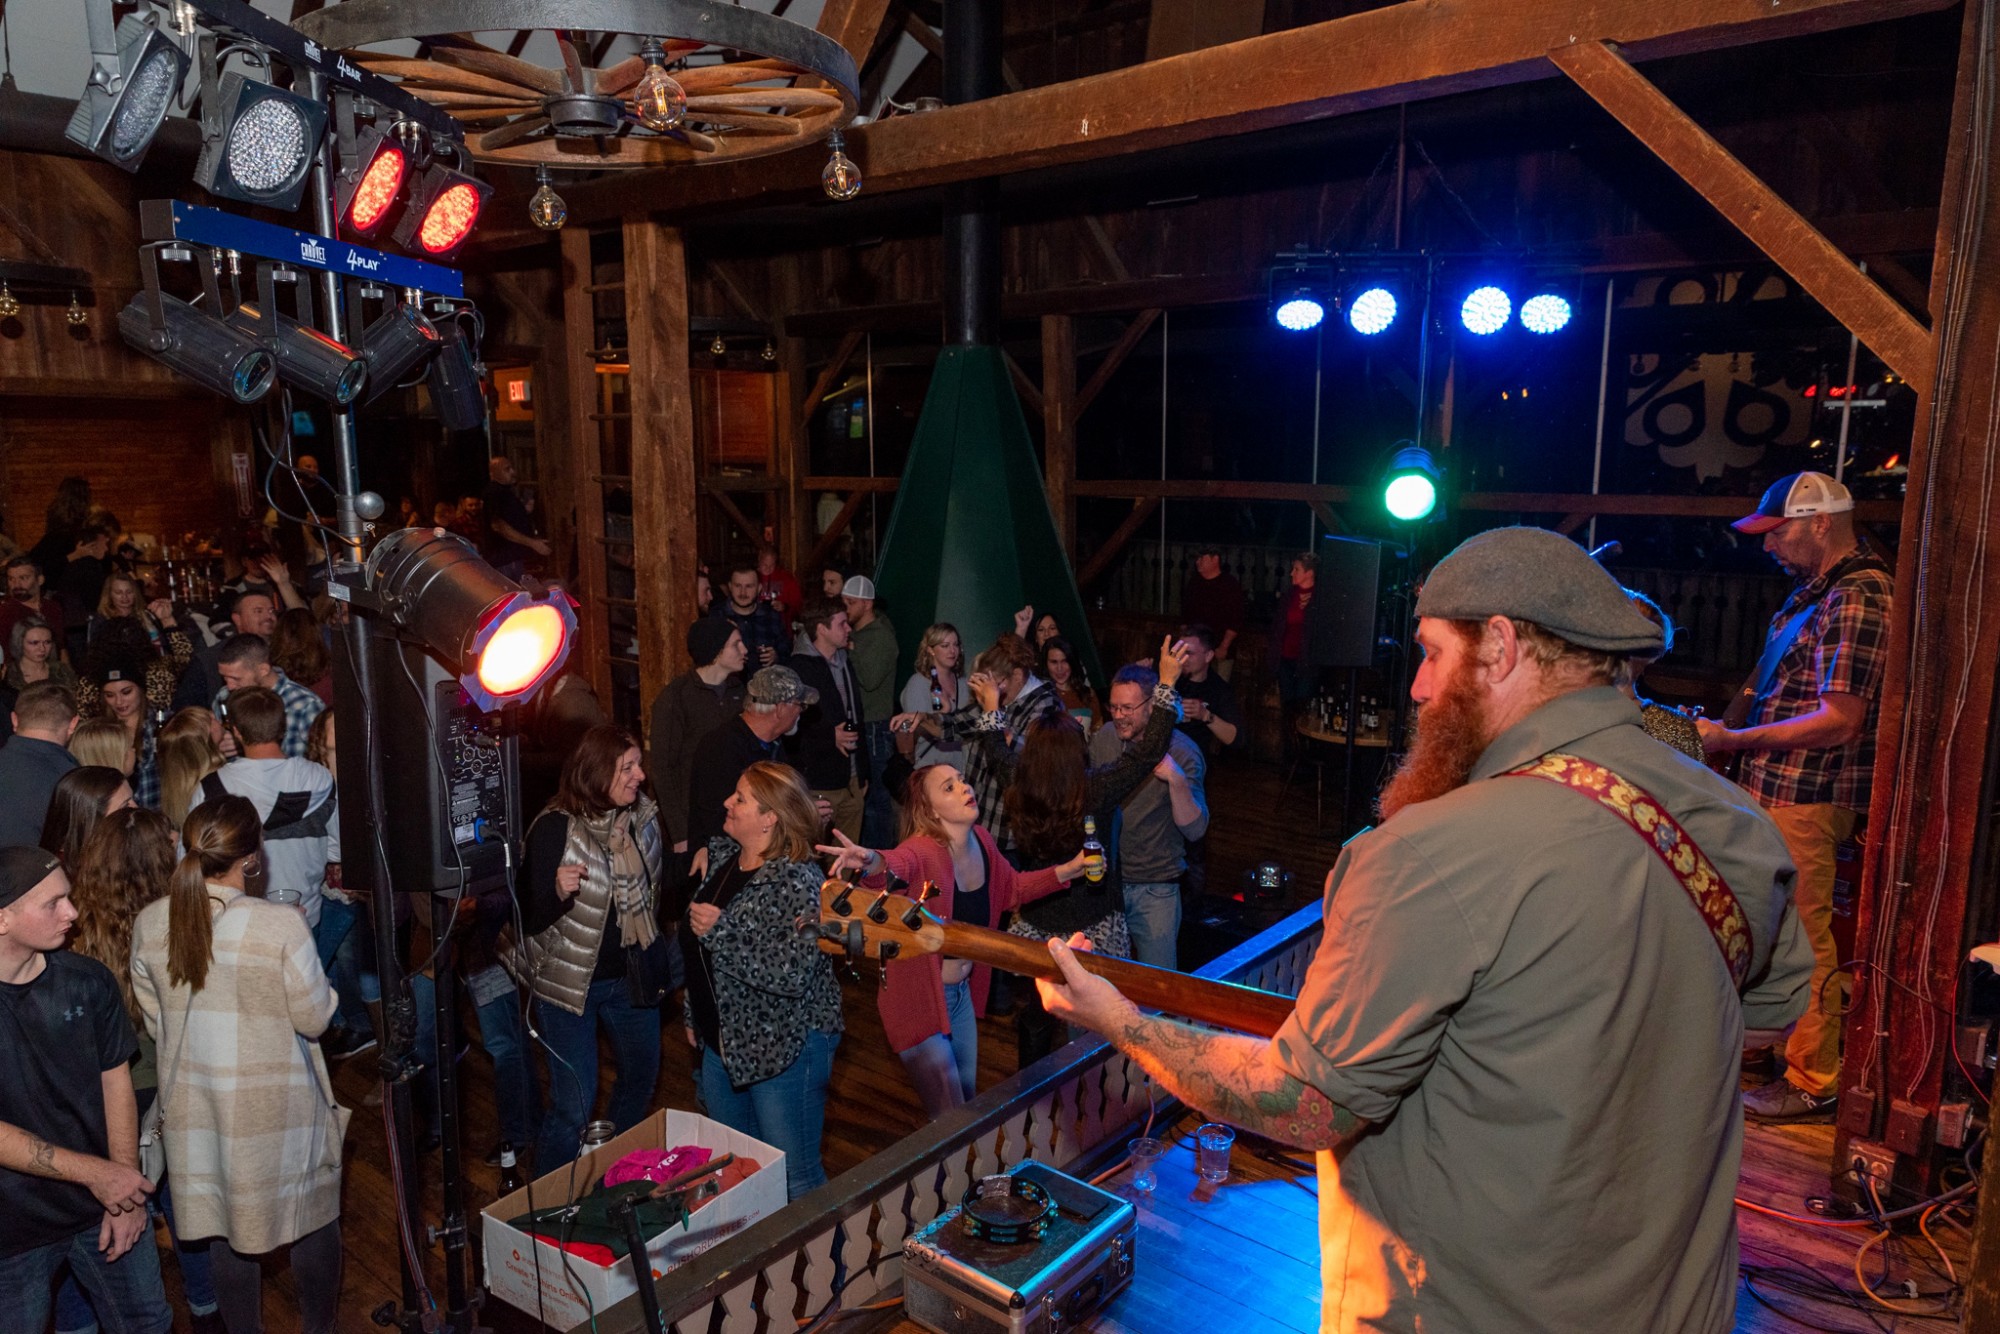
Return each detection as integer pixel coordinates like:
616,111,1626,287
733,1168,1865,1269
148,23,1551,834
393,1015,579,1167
1036,935,1140,1037
1694,716,1736,752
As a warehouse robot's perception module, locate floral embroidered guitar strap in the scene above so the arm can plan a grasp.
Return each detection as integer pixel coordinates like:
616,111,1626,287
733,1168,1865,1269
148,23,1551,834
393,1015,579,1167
1504,752,1752,990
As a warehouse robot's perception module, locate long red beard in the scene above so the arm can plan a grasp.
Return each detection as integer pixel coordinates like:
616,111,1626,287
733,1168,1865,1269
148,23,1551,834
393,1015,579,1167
1377,661,1494,821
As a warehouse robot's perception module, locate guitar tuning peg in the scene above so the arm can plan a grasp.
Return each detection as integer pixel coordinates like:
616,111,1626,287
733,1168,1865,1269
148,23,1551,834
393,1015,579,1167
831,880,856,916
885,871,909,894
866,888,894,925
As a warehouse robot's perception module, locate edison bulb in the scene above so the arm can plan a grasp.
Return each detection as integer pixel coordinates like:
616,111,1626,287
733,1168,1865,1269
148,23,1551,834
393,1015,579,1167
761,341,777,363
66,295,88,328
709,334,727,356
0,284,18,319
528,169,567,231
633,64,686,131
822,132,861,201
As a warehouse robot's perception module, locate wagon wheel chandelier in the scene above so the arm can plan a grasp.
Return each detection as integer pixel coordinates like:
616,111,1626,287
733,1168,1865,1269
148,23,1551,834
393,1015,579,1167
293,0,860,173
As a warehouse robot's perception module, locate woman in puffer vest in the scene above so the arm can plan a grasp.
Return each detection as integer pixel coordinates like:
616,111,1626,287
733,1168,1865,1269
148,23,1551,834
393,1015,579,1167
516,724,667,1169
681,761,844,1200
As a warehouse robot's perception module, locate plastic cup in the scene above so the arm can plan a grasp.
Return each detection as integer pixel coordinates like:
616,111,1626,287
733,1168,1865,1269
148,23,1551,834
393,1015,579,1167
1127,1136,1164,1193
266,888,303,912
1196,1123,1235,1184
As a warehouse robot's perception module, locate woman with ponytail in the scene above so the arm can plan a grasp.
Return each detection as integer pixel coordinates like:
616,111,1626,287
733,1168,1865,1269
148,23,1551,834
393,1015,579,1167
130,796,346,1334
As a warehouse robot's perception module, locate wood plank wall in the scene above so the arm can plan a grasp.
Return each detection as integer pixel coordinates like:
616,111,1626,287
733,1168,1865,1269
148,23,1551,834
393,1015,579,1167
0,149,244,551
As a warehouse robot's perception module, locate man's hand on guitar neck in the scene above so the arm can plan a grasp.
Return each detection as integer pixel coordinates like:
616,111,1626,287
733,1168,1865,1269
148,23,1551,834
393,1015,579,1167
1036,937,1368,1153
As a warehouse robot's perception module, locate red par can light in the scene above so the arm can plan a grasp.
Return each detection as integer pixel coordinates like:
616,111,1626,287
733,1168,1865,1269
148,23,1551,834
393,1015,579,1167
335,127,407,238
392,163,493,261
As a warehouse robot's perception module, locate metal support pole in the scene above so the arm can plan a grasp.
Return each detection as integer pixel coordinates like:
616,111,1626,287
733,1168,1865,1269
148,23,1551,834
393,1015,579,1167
1588,277,1615,552
305,71,470,1332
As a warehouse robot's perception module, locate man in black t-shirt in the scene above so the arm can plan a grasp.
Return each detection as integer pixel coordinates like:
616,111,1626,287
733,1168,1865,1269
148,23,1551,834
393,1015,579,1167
0,846,168,1331
483,455,549,581
1173,624,1241,761
1174,625,1240,908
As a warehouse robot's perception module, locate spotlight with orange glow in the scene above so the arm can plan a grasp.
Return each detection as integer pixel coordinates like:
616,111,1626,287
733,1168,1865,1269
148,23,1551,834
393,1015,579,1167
364,527,574,712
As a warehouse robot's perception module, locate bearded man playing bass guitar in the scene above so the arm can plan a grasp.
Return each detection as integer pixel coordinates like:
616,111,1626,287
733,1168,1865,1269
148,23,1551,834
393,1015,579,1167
1039,526,1813,1334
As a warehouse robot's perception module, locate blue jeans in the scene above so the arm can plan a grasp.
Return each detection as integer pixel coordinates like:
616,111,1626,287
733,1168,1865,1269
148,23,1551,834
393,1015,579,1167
5,1226,171,1334
695,1029,839,1201
313,897,377,1032
896,977,978,1118
535,977,662,1168
861,720,898,847
411,970,540,1151
1123,880,1182,971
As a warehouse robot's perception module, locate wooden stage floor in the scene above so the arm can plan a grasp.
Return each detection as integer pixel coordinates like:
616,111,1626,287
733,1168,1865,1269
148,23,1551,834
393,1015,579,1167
137,756,1972,1332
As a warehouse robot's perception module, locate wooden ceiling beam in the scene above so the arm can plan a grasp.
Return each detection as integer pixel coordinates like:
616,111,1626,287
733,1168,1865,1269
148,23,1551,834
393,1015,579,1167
1550,38,1935,392
818,0,898,64
507,0,1953,236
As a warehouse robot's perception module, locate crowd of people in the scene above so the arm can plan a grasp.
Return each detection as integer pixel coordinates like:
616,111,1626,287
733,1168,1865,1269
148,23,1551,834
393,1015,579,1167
0,466,1247,1333
0,461,1886,1334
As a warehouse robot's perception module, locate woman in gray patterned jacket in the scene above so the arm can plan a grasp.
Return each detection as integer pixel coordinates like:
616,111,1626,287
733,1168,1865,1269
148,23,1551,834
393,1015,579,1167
682,761,843,1200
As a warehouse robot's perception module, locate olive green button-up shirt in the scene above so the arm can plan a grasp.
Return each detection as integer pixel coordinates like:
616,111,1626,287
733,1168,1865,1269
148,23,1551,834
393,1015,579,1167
1270,686,1811,1334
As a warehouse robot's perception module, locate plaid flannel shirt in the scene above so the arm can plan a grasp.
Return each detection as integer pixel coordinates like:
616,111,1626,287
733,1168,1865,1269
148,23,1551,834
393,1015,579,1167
940,676,1067,854
216,668,325,760
132,714,161,811
1738,545,1893,811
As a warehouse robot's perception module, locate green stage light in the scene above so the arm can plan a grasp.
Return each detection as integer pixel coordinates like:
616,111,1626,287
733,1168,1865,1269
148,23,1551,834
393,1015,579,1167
1382,446,1440,522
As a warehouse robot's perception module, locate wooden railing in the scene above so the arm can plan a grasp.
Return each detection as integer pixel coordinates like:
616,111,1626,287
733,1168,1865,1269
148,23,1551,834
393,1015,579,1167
592,902,1326,1333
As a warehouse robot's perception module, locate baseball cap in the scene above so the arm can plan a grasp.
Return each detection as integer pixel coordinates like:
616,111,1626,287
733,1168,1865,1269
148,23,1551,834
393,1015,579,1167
841,575,876,601
0,846,61,911
747,664,818,707
1731,472,1854,535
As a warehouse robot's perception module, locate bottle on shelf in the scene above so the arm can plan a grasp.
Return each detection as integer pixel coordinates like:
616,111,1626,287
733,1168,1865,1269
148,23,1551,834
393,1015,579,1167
498,1146,525,1195
1081,815,1106,883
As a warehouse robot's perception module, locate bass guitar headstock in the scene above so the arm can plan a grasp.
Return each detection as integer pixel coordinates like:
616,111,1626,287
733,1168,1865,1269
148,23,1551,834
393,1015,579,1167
812,872,945,965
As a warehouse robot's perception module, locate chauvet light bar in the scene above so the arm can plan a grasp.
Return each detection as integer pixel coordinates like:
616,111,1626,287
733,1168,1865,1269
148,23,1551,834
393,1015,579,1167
138,199,465,299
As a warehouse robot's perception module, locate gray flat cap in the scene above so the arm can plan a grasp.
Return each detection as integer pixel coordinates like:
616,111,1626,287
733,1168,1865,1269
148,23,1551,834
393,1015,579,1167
1414,526,1666,655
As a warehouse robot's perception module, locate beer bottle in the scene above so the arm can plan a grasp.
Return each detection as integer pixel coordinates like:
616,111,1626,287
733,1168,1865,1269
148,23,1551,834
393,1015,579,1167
1081,815,1106,883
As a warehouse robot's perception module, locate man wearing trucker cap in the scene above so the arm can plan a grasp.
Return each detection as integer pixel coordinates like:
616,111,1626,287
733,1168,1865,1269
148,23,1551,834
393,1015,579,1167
1696,471,1893,1120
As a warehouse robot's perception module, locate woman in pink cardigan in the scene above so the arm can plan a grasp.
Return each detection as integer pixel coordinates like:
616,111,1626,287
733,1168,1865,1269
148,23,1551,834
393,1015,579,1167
823,766,1091,1117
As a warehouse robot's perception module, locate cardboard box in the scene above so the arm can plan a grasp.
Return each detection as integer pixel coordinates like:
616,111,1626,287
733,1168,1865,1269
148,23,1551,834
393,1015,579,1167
482,1109,787,1330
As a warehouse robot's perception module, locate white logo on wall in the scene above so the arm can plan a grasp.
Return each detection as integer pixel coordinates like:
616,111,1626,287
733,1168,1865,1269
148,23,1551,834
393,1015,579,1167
1619,271,1808,482
300,237,327,265
345,248,381,274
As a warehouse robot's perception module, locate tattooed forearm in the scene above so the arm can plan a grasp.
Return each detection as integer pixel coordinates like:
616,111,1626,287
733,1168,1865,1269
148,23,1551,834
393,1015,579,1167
29,1133,59,1175
1113,1014,1365,1151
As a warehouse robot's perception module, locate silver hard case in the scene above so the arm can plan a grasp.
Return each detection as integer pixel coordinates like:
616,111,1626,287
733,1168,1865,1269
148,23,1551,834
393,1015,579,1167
902,1163,1137,1334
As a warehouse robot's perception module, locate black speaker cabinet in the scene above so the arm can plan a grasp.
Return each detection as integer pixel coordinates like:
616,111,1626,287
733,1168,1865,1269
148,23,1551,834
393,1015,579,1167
1305,535,1384,670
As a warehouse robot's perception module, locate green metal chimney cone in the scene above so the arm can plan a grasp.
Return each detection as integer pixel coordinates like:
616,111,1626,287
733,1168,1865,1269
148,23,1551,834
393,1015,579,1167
874,344,1105,690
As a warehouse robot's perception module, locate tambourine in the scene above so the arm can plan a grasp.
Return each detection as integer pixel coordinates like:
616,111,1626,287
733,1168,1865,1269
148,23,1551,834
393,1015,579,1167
958,1173,1058,1245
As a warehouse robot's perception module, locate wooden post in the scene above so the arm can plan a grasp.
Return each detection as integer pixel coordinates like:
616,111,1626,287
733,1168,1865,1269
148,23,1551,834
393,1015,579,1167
622,217,702,720
559,226,613,707
1042,314,1077,561
774,255,812,575
1846,0,2000,1205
